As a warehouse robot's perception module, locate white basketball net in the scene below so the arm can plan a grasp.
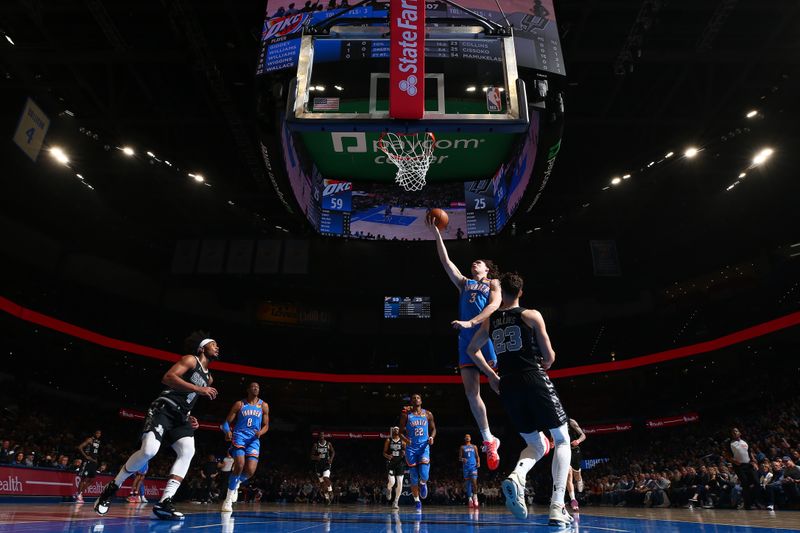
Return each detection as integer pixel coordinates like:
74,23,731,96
378,132,436,192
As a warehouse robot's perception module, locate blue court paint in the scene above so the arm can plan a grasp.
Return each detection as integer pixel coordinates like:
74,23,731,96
359,213,416,226
0,504,796,533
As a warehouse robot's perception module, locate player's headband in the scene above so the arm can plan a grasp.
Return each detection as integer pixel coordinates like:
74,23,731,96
198,338,216,352
390,426,399,432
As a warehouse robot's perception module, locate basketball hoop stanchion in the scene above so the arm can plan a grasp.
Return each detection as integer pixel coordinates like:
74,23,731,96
377,132,436,192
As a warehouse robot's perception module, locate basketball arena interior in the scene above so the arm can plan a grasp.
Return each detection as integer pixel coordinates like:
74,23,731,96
1,0,799,531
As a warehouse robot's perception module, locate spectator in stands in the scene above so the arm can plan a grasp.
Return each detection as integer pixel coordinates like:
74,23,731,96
12,452,24,466
0,440,14,464
199,454,220,503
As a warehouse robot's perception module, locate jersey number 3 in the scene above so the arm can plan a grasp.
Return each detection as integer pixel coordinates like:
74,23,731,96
491,325,522,354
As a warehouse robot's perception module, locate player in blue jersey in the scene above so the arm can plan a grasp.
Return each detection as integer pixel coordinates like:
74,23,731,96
460,434,481,508
431,223,502,470
126,464,149,503
400,394,436,512
220,382,269,513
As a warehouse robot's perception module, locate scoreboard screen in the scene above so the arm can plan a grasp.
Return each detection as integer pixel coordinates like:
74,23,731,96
384,297,431,319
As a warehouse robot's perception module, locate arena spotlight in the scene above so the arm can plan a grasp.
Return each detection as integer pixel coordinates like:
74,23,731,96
665,151,674,158
746,110,758,118
611,177,622,185
726,184,736,191
3,33,14,46
752,147,773,166
50,147,69,165
466,86,476,92
334,85,343,91
146,151,155,158
75,173,84,180
738,172,746,178
121,146,135,156
684,147,699,158
189,173,205,183
622,174,631,179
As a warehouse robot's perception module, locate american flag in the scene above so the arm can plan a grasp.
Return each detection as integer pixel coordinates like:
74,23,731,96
313,97,340,111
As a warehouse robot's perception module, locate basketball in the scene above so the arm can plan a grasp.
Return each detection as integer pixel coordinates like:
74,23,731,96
426,208,449,230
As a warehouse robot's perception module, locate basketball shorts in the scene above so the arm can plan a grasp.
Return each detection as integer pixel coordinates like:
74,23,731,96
387,458,405,476
463,465,478,479
142,398,194,446
79,459,98,479
232,431,260,459
314,460,331,480
136,464,149,476
499,369,568,433
459,328,497,369
570,446,583,471
405,444,430,467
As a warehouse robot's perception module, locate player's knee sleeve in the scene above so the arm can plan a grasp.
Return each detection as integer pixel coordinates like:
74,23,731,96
140,431,161,459
169,437,195,479
418,463,430,482
549,424,569,447
520,431,549,461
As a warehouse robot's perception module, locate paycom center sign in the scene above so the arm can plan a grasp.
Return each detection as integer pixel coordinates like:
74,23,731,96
299,131,516,182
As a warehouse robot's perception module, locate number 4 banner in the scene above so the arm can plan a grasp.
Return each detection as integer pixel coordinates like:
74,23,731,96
13,98,50,162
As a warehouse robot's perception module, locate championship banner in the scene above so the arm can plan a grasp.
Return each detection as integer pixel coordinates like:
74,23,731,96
582,422,632,435
119,408,220,431
645,413,700,429
389,0,425,118
312,431,391,440
0,465,166,497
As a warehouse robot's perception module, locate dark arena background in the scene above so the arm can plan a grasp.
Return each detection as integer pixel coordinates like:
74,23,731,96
1,0,799,532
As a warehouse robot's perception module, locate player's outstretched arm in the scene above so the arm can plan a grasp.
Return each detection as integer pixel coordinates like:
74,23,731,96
521,309,556,369
431,224,466,289
162,355,218,399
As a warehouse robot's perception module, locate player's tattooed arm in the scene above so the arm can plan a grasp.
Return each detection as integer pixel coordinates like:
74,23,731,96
569,418,586,447
522,309,556,370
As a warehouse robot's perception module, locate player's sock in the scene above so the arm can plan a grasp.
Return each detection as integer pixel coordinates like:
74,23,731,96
550,424,571,507
479,428,494,442
228,474,240,491
413,495,420,502
161,479,181,502
466,481,473,498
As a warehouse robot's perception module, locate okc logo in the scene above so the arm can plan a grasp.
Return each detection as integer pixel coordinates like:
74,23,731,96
399,75,418,96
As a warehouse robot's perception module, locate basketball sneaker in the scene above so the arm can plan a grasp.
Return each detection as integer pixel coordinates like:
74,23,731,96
221,498,233,513
392,501,400,510
570,498,580,511
501,472,527,519
139,495,148,503
153,497,184,520
483,438,501,471
126,495,139,503
472,495,479,508
467,499,474,508
94,481,119,516
548,503,574,527
414,501,422,512
420,483,428,499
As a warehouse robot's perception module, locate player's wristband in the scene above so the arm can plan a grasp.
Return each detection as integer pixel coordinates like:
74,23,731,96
220,421,230,433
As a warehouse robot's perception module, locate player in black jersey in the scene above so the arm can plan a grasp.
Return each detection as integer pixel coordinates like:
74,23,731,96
467,273,573,527
383,426,406,509
311,435,335,503
566,418,587,511
94,331,219,520
74,430,102,502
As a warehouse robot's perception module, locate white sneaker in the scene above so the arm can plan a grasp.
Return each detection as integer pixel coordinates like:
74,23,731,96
501,472,528,520
392,501,400,510
548,503,574,527
139,495,148,503
221,498,233,513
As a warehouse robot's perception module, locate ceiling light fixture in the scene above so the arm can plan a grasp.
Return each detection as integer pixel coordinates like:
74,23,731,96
50,147,69,165
684,147,698,158
752,147,773,166
121,146,135,156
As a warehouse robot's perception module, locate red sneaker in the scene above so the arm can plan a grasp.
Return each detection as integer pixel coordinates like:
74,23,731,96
483,437,501,471
570,499,580,511
467,499,474,508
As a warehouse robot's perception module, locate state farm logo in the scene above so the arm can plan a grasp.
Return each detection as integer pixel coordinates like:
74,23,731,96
394,0,420,75
263,14,306,41
399,74,418,96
